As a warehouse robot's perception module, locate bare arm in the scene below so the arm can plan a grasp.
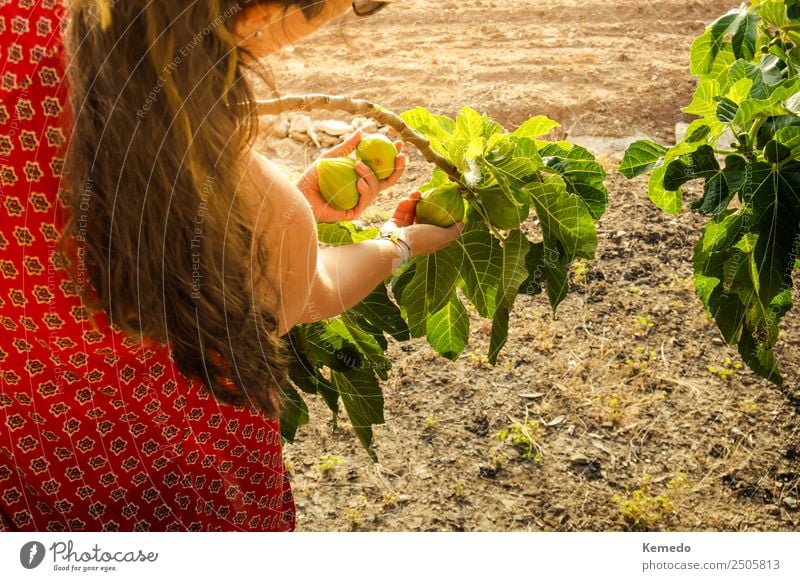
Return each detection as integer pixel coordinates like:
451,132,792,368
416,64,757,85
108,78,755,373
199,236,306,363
244,151,460,335
299,239,402,324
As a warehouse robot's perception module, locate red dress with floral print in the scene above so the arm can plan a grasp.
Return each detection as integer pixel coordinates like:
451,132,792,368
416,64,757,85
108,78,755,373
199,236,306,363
0,0,295,532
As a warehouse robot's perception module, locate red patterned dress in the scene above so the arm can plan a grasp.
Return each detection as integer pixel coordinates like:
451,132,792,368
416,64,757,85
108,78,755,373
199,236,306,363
0,0,295,531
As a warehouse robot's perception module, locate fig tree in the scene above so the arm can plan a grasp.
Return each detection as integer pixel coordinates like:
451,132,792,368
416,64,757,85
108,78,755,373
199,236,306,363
318,157,360,211
356,134,397,180
416,183,464,227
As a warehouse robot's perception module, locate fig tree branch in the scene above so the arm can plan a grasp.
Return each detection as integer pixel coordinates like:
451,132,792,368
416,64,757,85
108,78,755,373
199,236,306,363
255,94,466,188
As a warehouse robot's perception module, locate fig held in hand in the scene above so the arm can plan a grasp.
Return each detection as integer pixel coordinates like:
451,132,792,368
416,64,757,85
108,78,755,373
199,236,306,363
416,183,465,227
318,157,360,211
479,186,530,230
356,134,397,180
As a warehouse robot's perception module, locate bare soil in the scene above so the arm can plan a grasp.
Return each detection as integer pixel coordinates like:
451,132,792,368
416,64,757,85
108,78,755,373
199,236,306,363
258,0,800,531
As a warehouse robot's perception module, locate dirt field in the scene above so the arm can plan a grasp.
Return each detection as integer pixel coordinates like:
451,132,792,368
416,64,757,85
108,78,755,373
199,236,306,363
258,0,800,531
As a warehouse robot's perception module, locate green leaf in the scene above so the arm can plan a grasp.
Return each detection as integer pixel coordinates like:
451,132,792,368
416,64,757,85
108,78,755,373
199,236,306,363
526,174,598,260
400,107,455,160
692,237,724,315
731,11,759,61
279,382,309,443
285,333,340,414
691,168,736,216
426,293,470,360
544,253,570,310
648,163,682,215
519,242,546,297
514,115,561,139
317,222,379,246
479,228,531,363
481,136,543,195
349,283,410,342
727,59,768,99
785,91,800,116
488,305,510,365
620,140,669,178
458,222,502,318
691,30,735,78
716,96,740,122
684,79,723,117
775,125,800,159
331,369,384,460
663,145,721,191
726,77,754,104
738,330,783,385
396,244,461,336
330,316,391,380
497,229,532,308
691,7,755,76
700,209,747,254
296,322,364,373
758,54,783,86
454,106,487,142
539,143,608,219
686,123,712,143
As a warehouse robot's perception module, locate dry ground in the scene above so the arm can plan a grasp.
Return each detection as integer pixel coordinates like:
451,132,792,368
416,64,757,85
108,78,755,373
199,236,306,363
256,0,800,531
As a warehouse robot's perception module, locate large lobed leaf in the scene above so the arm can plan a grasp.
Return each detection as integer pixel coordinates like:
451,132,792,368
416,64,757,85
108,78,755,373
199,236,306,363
623,0,800,385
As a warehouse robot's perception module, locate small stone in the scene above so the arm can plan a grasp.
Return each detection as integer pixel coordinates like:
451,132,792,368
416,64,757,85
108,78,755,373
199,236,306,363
783,496,798,509
316,119,353,137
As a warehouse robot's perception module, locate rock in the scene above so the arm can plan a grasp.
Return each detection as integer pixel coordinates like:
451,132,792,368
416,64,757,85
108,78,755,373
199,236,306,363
316,119,353,137
289,114,321,147
783,496,798,510
263,116,289,138
351,116,379,134
318,133,342,149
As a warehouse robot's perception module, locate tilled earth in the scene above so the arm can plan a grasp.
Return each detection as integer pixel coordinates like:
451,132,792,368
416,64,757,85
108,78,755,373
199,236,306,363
258,0,800,531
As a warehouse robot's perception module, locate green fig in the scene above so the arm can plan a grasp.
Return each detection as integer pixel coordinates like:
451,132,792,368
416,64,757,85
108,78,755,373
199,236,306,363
479,186,530,230
416,183,465,227
356,134,397,180
318,157,360,211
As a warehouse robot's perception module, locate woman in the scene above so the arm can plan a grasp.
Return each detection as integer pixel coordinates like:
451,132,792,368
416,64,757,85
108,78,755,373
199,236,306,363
0,0,460,531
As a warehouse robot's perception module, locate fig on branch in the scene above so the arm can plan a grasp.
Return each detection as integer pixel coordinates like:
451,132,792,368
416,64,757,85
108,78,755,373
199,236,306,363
318,157,360,211
356,134,398,180
478,186,530,230
416,183,465,227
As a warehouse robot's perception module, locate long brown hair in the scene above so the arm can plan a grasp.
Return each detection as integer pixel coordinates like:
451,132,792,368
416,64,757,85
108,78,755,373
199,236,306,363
62,0,322,417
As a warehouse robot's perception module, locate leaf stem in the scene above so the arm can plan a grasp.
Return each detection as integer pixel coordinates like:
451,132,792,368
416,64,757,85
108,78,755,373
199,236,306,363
747,117,765,151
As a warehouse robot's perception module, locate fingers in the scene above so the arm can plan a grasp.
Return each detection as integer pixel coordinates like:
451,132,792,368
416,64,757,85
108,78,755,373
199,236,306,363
379,152,407,189
354,160,380,201
320,130,362,159
395,192,419,227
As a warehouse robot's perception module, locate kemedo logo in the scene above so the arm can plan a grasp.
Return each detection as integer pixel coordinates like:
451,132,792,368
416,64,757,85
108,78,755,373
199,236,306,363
20,541,46,569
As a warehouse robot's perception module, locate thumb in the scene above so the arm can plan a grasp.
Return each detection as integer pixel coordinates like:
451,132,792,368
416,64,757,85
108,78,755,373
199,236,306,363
321,130,362,159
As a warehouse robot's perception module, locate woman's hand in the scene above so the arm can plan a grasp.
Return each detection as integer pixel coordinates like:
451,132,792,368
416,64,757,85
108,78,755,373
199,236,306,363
381,191,463,258
296,131,407,223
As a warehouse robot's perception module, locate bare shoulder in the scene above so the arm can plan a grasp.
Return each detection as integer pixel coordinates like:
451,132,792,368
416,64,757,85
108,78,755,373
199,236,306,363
239,149,315,229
